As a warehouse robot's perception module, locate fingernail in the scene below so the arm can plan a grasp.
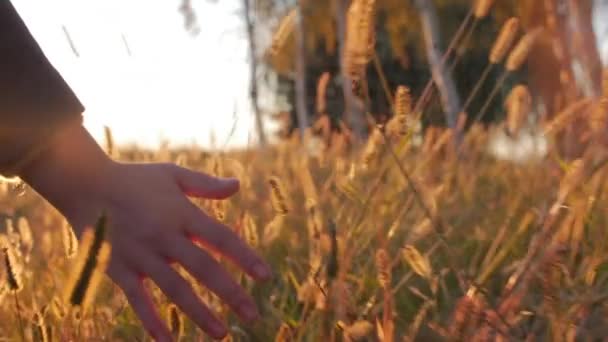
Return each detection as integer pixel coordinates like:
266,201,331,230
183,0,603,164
252,262,271,279
240,304,259,321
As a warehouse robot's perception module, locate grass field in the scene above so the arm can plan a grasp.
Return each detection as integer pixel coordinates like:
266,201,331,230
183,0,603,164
2,0,608,341
1,121,608,341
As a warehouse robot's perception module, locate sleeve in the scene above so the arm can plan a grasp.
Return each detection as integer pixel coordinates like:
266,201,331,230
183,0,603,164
0,1,84,176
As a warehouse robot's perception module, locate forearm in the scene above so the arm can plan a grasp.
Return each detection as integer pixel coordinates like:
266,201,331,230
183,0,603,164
18,122,114,217
0,1,85,176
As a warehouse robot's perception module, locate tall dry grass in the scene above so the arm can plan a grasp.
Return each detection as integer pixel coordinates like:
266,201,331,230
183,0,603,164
0,1,607,341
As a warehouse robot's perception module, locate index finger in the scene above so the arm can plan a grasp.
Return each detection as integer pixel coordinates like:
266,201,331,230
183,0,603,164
184,207,272,281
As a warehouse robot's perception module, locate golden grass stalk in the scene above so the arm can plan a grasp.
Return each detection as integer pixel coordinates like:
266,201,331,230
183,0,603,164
405,300,433,341
490,17,520,64
471,28,542,125
474,0,495,19
376,316,395,342
263,215,285,246
32,312,49,342
386,86,412,139
361,125,384,168
16,216,33,255
0,284,5,305
63,213,112,314
4,218,14,235
543,98,593,135
212,200,227,222
475,211,534,286
269,9,296,58
588,98,608,135
375,249,391,288
416,7,475,113
344,0,377,81
505,84,531,136
51,296,66,320
104,126,114,157
268,176,290,215
307,199,324,237
506,28,543,72
296,158,319,204
341,320,374,341
557,159,586,204
62,222,79,259
167,304,183,340
316,72,331,115
394,86,412,118
460,17,519,122
1,236,22,293
402,245,433,280
274,323,292,342
242,212,259,248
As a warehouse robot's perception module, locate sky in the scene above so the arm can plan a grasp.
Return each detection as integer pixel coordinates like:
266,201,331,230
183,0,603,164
12,0,262,149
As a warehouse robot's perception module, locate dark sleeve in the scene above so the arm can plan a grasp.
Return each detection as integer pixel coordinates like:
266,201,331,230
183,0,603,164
0,1,84,176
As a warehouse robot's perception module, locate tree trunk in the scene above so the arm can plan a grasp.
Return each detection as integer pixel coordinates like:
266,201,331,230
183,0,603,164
336,0,367,140
243,0,267,145
295,0,309,138
414,0,461,131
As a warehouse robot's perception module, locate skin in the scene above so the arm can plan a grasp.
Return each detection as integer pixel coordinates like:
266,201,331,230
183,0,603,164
17,120,272,341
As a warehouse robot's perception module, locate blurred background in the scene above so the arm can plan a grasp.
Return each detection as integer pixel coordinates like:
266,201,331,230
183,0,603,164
12,0,607,151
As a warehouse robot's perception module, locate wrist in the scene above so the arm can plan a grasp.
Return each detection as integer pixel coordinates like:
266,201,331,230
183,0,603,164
18,121,116,215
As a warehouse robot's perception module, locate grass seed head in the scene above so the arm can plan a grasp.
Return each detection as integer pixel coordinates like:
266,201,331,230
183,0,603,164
269,9,296,58
505,84,531,136
490,17,520,64
506,28,543,72
344,0,377,80
268,176,290,215
474,0,495,19
243,212,259,248
167,304,184,340
316,72,331,115
1,235,22,293
402,245,433,280
63,213,112,314
375,249,391,288
62,222,79,259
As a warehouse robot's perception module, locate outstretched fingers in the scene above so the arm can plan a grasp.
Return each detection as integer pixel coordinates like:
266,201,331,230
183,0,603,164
184,209,272,281
167,235,260,323
138,251,228,339
171,165,240,199
110,264,172,342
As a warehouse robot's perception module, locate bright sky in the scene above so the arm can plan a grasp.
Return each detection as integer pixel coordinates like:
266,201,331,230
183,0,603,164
12,0,262,149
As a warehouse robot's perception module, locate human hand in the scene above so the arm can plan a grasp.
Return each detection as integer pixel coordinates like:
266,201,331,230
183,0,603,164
19,123,271,341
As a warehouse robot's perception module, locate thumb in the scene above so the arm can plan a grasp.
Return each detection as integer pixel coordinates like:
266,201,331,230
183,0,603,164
172,166,240,199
